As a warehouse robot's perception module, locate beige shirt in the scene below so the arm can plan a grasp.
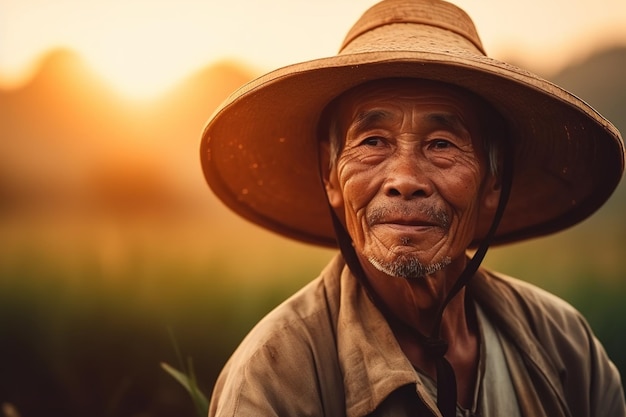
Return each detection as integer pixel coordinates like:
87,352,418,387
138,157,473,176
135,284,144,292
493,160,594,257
209,254,625,417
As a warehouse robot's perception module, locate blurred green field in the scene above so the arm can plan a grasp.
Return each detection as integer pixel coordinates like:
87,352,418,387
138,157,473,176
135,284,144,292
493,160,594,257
0,212,335,417
1,185,624,417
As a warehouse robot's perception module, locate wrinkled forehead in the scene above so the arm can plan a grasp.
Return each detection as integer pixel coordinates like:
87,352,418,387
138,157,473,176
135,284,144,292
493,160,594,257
333,78,487,126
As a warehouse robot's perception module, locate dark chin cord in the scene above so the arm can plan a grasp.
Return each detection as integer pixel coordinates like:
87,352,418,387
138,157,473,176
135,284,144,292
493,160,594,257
325,140,513,417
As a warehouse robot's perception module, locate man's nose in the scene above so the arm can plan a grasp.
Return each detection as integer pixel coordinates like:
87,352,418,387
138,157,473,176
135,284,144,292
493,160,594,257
382,153,433,199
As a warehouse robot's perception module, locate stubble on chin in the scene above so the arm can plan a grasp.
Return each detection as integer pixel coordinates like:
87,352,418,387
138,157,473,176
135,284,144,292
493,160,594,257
368,252,452,280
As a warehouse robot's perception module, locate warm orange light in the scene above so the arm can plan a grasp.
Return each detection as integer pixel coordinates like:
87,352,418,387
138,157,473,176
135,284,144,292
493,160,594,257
2,0,625,100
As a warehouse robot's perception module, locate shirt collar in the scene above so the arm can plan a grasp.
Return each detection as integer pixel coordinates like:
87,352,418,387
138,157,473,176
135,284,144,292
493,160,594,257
330,259,440,417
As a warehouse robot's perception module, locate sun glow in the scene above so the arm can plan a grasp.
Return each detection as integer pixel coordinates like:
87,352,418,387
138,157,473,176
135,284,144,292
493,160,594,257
1,0,626,99
0,0,240,99
0,0,371,99
81,47,211,100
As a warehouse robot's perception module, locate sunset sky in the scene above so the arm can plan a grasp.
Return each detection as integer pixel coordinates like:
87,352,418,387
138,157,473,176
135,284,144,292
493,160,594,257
1,0,625,98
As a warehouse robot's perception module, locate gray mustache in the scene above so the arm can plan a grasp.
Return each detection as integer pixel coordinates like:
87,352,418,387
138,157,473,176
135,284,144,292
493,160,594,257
366,205,450,229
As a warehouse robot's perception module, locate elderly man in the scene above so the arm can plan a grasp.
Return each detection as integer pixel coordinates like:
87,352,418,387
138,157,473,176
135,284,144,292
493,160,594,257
200,0,625,416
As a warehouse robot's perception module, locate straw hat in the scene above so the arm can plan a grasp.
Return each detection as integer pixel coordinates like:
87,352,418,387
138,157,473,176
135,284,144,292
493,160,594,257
200,0,624,247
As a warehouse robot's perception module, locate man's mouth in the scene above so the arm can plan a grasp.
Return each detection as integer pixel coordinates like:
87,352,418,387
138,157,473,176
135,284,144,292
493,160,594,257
383,217,437,227
366,206,450,230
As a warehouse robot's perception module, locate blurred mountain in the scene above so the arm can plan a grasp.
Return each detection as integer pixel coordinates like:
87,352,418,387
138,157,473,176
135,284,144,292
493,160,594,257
549,46,626,137
0,45,624,224
0,48,255,217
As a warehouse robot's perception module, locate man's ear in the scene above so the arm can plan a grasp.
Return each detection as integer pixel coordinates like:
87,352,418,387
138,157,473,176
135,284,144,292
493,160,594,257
319,140,343,209
481,172,501,212
325,168,344,209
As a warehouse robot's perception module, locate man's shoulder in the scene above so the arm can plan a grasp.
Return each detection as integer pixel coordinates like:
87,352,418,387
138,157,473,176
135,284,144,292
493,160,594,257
209,256,346,416
477,268,582,320
243,277,332,349
474,270,625,416
473,270,589,339
224,254,345,365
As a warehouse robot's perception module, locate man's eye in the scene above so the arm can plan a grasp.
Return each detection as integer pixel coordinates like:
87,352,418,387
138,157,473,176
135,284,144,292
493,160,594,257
430,139,453,149
361,137,384,147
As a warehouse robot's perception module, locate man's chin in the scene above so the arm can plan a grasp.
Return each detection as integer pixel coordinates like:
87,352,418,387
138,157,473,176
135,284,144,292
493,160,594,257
367,253,452,280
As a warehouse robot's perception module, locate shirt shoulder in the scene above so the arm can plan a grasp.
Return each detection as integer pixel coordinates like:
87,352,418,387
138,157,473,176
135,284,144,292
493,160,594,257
475,269,583,326
473,269,625,417
209,256,346,417
231,255,344,360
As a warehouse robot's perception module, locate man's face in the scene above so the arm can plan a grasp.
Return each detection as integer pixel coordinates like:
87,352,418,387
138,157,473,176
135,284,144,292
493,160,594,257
325,79,500,280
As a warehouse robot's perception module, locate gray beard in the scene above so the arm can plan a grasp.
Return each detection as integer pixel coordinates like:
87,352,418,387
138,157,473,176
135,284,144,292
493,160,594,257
368,253,452,280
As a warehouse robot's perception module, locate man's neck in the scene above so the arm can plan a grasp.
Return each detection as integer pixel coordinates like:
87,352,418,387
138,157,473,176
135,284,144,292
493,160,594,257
359,255,469,334
359,256,480,407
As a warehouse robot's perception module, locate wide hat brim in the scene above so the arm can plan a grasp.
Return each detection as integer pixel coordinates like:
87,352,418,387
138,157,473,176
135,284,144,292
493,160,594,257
200,2,624,248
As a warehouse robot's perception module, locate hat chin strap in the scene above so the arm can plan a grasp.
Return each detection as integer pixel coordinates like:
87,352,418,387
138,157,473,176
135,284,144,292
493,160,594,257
324,140,513,417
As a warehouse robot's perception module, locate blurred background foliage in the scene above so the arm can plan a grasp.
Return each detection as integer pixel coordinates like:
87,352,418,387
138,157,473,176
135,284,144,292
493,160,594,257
0,46,625,417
